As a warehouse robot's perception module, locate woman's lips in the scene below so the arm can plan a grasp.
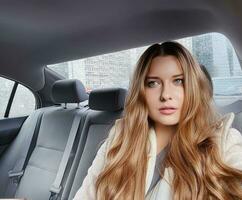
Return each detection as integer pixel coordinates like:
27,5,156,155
159,108,177,115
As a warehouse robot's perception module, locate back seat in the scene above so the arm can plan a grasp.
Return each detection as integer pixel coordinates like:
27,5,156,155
0,79,127,200
0,79,89,199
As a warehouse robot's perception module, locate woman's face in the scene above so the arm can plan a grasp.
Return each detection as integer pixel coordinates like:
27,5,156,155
144,55,184,127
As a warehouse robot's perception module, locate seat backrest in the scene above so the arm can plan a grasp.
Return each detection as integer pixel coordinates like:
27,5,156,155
15,107,87,200
0,107,48,196
60,88,127,200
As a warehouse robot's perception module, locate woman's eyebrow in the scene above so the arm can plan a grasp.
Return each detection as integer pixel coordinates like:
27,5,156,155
172,74,184,78
146,74,184,79
145,76,160,79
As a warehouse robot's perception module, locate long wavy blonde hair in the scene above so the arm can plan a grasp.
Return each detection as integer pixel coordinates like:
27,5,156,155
95,42,242,199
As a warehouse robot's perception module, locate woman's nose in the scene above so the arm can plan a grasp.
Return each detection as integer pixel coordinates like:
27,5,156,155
160,83,172,101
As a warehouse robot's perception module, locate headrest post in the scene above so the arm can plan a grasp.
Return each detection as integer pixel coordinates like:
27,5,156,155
64,103,67,109
76,102,80,109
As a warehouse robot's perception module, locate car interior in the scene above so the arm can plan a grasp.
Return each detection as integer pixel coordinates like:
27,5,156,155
0,0,242,199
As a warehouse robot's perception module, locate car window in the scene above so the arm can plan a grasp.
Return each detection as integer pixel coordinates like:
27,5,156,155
9,83,36,118
0,77,14,118
48,32,242,106
0,77,36,119
177,34,242,106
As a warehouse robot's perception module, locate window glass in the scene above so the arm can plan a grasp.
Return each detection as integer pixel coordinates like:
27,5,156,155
177,34,242,106
9,84,36,118
48,32,242,106
0,77,14,118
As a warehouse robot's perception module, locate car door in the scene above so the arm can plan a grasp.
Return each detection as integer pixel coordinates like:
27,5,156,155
0,77,37,156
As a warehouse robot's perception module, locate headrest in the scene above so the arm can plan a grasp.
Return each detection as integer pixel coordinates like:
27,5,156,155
89,88,127,111
52,79,89,103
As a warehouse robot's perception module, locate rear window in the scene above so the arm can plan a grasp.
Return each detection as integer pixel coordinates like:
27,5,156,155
48,32,242,106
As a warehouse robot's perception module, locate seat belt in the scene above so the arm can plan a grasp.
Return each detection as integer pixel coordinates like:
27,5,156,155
5,110,44,197
49,105,89,200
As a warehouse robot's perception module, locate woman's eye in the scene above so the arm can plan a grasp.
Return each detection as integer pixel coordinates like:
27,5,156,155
174,78,184,85
146,80,160,88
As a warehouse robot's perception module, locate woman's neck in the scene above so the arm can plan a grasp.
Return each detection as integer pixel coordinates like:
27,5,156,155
154,123,176,154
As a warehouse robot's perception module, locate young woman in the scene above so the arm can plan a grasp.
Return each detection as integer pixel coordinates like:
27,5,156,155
74,41,242,199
